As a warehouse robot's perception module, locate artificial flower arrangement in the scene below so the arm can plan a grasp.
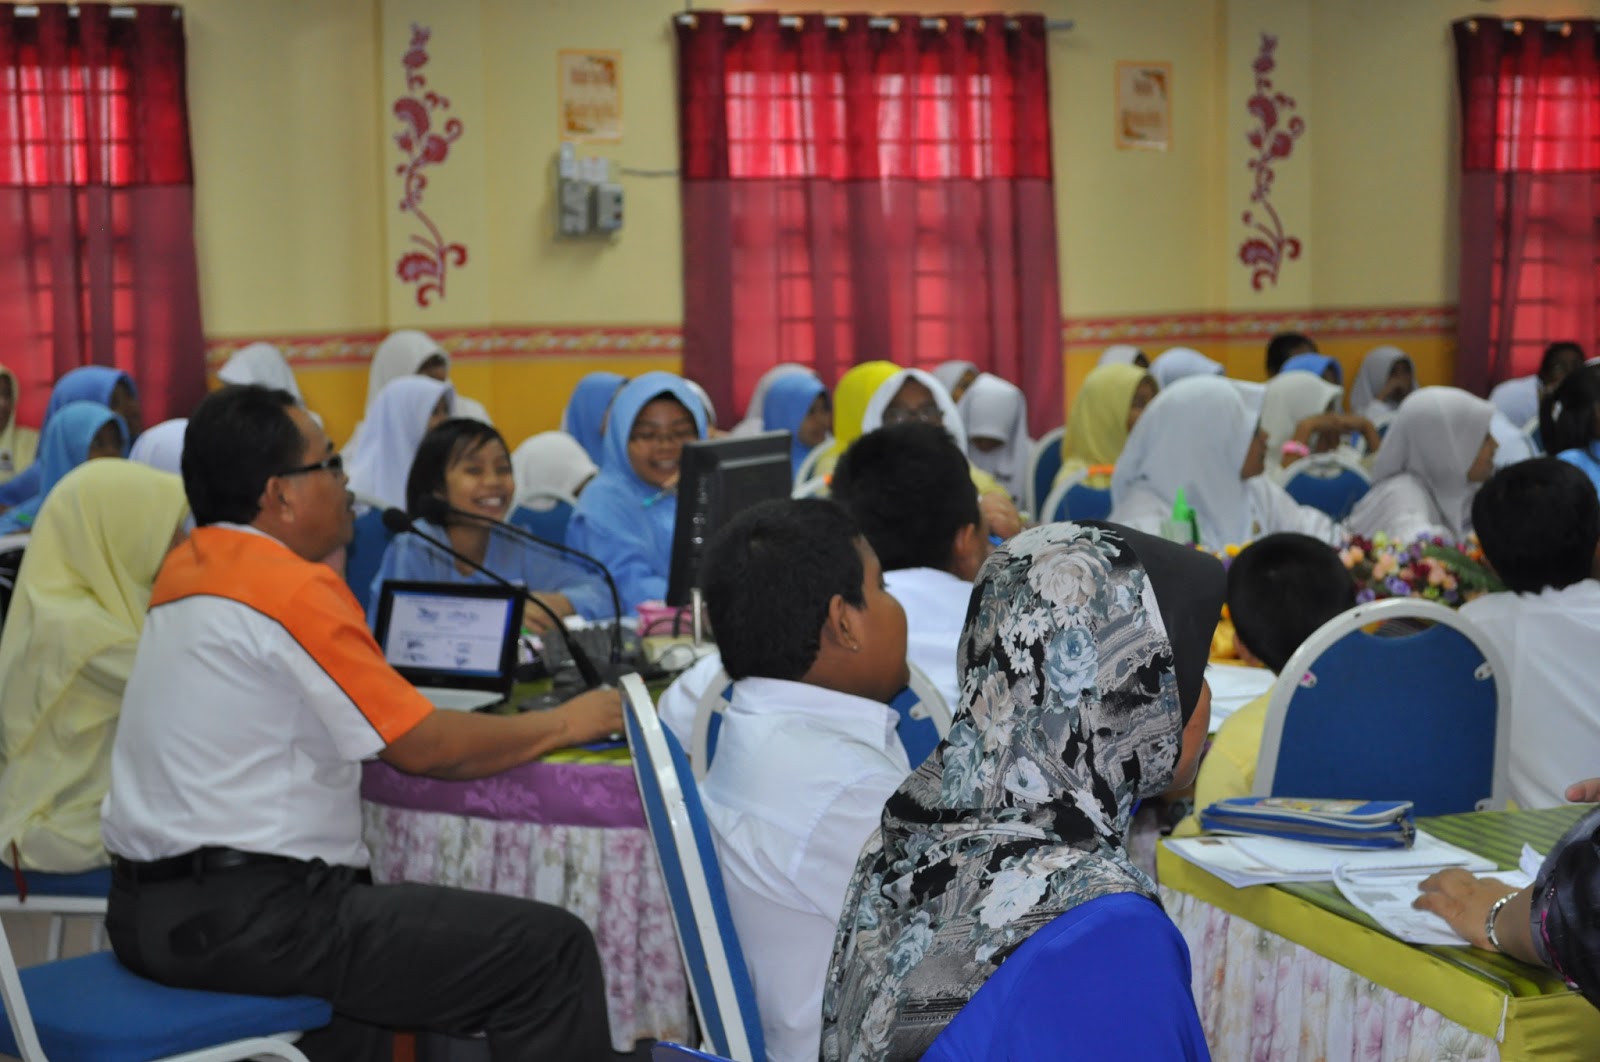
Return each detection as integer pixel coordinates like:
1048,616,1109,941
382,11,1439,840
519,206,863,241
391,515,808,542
1207,535,1504,662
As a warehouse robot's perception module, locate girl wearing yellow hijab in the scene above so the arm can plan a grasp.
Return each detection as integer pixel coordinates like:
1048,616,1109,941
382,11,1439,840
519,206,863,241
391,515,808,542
1057,364,1158,489
0,364,38,487
0,459,189,872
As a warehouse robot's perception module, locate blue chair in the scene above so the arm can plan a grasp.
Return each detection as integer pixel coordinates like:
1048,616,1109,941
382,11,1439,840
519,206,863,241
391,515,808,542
0,866,110,961
508,491,577,544
653,1045,733,1061
342,501,396,615
1281,454,1371,520
621,674,766,1062
1038,469,1112,524
1024,427,1065,518
1255,598,1510,817
0,910,330,1062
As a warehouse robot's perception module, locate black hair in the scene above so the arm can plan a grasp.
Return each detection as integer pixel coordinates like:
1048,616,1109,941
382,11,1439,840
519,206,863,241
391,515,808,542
406,417,510,517
1541,364,1600,455
831,422,979,572
182,385,304,526
700,498,866,681
1265,332,1317,377
1539,341,1587,386
1226,533,1356,673
1471,458,1599,594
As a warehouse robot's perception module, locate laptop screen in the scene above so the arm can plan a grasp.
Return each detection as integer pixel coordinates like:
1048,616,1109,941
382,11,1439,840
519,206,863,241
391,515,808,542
374,581,521,691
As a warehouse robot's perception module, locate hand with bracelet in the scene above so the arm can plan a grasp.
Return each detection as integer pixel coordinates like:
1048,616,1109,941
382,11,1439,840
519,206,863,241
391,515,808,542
1413,868,1537,961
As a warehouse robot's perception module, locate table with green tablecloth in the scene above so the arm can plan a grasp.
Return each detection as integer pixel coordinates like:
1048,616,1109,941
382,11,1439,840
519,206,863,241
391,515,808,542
1158,805,1600,1061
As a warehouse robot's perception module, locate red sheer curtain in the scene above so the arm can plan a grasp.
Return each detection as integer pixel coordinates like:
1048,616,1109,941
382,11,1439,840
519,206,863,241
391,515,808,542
1455,18,1600,394
678,11,1062,434
0,3,202,428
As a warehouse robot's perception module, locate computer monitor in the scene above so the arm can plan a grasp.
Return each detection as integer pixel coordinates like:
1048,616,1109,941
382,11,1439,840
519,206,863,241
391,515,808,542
665,431,793,608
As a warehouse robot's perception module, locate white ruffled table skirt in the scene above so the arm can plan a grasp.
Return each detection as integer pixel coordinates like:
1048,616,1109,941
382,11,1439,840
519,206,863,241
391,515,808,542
361,794,691,1051
1161,886,1495,1061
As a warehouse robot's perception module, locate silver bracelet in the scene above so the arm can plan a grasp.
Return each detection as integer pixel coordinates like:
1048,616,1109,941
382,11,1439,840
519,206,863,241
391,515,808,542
1485,892,1516,952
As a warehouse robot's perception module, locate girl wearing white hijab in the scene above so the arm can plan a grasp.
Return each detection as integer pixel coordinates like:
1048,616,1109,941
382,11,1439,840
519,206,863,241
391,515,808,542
1149,347,1224,389
1097,344,1149,368
345,376,454,509
127,419,188,476
1346,387,1498,544
1257,372,1381,481
957,373,1032,499
932,360,980,402
1110,375,1343,549
216,342,302,401
511,431,598,503
730,363,815,437
1350,346,1415,424
348,331,489,450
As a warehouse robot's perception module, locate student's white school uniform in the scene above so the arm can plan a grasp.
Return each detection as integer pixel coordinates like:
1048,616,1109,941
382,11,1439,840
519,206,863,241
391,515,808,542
884,567,973,711
1346,387,1495,544
1112,475,1343,547
655,651,724,750
701,678,910,1062
1462,581,1600,809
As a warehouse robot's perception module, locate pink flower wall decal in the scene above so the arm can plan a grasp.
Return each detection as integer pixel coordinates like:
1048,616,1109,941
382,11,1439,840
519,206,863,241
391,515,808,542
392,24,468,308
1238,33,1305,291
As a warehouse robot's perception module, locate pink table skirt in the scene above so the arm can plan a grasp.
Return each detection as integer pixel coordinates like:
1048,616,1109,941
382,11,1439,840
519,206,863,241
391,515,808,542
361,761,691,1051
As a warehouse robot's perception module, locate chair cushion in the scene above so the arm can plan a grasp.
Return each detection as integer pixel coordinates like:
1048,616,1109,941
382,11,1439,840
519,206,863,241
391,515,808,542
0,952,331,1062
0,867,111,899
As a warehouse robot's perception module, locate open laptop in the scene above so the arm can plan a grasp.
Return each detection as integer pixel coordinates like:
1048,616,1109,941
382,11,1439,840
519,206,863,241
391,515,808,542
373,581,521,711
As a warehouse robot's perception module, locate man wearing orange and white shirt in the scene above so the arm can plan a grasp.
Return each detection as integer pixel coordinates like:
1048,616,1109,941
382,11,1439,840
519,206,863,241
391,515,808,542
100,385,621,1061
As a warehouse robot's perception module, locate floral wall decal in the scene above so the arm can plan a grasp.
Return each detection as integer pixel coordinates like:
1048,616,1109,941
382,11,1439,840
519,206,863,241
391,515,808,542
393,24,467,308
1238,33,1305,291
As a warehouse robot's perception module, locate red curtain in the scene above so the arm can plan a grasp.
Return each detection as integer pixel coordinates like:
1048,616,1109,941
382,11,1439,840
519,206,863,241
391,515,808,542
677,11,1062,434
0,3,202,429
1455,18,1600,394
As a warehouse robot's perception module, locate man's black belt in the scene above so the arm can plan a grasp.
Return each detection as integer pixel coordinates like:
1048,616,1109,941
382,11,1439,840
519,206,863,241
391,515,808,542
112,847,297,885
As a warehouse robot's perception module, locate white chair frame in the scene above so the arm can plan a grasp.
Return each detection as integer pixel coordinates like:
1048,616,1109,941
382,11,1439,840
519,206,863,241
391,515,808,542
1254,597,1512,810
793,441,831,487
688,663,734,783
903,661,952,737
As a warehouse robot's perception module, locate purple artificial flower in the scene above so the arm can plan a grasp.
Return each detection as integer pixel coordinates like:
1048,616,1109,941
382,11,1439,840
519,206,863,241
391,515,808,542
1386,576,1412,597
1356,588,1378,604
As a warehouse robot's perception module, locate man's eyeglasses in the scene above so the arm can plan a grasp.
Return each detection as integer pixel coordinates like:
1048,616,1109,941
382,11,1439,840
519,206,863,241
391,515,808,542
280,453,345,478
881,403,944,427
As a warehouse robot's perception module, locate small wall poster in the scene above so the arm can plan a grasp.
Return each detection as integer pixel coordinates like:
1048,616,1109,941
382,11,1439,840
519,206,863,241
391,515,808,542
559,49,622,142
1116,61,1172,151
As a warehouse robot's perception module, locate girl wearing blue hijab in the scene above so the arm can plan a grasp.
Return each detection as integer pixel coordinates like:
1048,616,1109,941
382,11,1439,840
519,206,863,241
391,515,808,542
761,371,830,480
561,372,627,464
1280,352,1344,387
565,372,707,612
0,401,128,534
0,366,140,508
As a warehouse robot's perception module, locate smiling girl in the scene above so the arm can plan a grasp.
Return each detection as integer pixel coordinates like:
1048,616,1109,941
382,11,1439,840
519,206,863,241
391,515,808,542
367,418,614,634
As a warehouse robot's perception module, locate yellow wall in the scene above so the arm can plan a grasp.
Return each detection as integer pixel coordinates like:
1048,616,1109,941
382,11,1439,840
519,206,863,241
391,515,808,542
188,0,1600,440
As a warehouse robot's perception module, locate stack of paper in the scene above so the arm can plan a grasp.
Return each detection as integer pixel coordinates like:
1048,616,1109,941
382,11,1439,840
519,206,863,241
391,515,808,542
1164,829,1495,889
1334,865,1533,946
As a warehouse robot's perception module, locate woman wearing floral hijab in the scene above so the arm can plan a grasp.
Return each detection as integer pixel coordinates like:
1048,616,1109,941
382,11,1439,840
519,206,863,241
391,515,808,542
822,521,1221,1061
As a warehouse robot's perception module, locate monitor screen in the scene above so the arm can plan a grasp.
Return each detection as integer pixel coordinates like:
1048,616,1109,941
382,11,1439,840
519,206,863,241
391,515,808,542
375,583,520,683
666,431,793,607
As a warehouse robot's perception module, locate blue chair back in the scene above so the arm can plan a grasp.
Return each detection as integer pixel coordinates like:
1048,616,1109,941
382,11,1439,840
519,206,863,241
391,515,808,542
653,1045,734,1061
1282,458,1371,520
1025,427,1065,518
343,506,396,614
889,686,941,769
509,495,576,544
1255,599,1510,817
622,675,766,1062
1061,482,1112,521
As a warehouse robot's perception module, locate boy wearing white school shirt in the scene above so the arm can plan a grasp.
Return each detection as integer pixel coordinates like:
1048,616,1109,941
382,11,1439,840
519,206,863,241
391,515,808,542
1463,458,1600,810
696,498,913,1062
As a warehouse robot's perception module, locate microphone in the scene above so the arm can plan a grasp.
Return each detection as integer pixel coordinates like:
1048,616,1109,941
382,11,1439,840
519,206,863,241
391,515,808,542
414,495,624,668
379,508,605,690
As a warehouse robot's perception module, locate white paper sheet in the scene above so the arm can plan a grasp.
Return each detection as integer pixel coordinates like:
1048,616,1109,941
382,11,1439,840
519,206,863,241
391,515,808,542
1334,865,1533,946
1164,829,1495,889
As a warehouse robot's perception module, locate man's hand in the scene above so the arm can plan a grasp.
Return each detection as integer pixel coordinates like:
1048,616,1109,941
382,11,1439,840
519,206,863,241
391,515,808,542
553,687,624,747
523,593,575,635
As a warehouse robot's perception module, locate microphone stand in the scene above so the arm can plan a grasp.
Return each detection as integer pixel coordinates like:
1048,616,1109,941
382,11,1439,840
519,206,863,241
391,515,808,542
419,498,624,670
380,508,605,689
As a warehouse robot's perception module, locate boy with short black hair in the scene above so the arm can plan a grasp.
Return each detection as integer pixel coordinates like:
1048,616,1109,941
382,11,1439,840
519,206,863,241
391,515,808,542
696,498,911,1062
1464,459,1600,808
1266,331,1317,377
830,422,991,709
1180,533,1356,827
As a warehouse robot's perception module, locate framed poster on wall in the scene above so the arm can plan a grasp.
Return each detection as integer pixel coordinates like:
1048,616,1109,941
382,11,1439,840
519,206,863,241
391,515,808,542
1116,61,1172,151
559,49,622,142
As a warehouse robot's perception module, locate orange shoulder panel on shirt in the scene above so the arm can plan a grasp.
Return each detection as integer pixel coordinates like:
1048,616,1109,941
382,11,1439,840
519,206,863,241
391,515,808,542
151,527,433,743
